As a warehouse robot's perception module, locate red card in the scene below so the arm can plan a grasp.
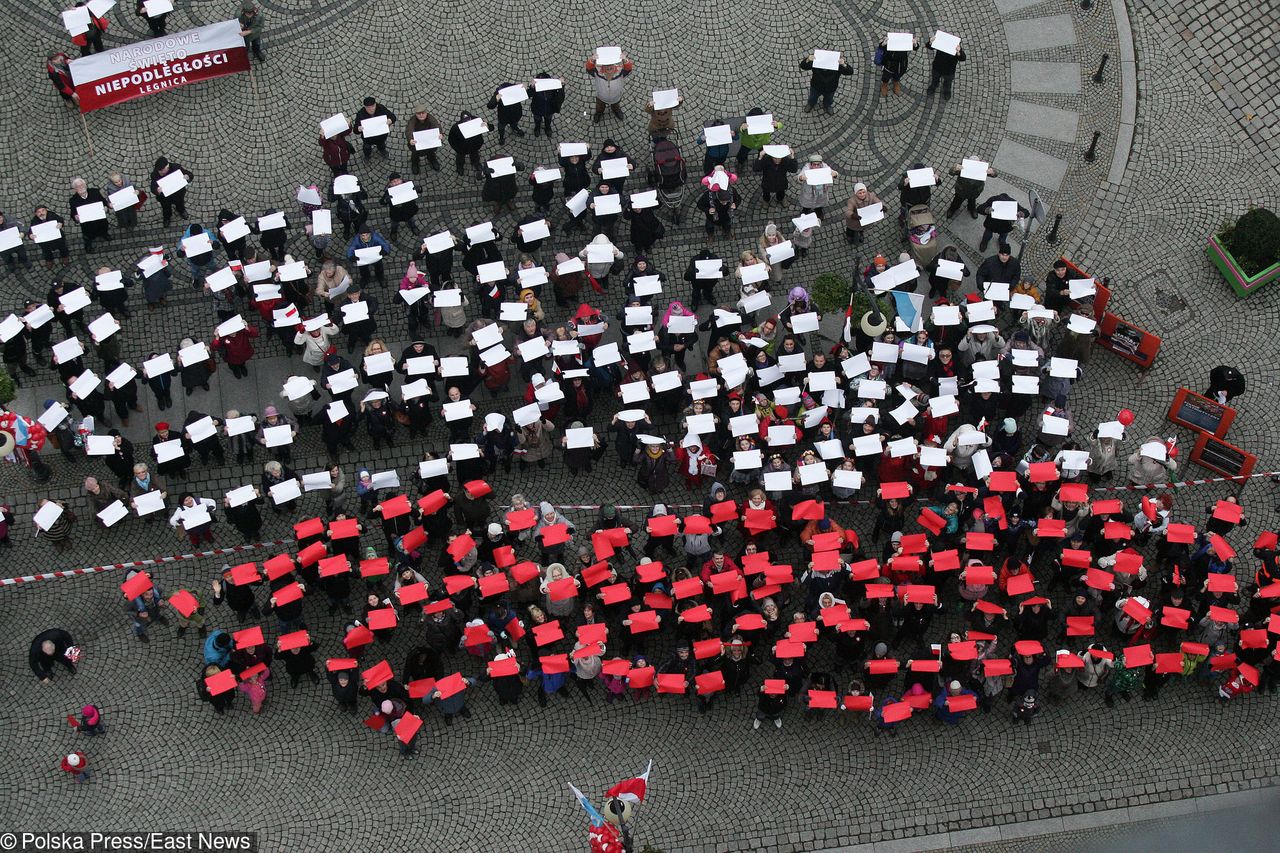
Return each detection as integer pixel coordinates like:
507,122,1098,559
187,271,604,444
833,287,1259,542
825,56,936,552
591,531,617,560
917,507,945,535
1122,597,1152,624
319,555,351,578
1114,551,1144,574
864,583,895,599
435,672,468,698
511,561,541,585
1103,521,1133,540
881,701,912,723
627,666,656,688
628,611,660,633
326,657,358,671
693,638,722,660
273,581,305,606
899,583,938,605
378,494,411,519
672,577,704,600
278,629,310,651
774,640,806,659
360,556,390,578
1154,653,1184,674
1210,654,1238,671
880,481,911,499
504,616,525,643
404,676,438,699
443,574,477,595
974,599,1005,615
843,695,874,712
399,525,427,552
1090,499,1123,515
1085,567,1114,591
1055,652,1084,669
1180,641,1209,657
1212,500,1244,523
505,508,537,531
683,515,713,535
910,658,942,672
680,604,712,623
343,625,374,649
293,517,324,539
751,583,782,601
397,581,429,605
710,500,738,523
491,546,516,569
987,471,1020,492
982,659,1012,677
762,678,788,695
695,671,726,695
931,550,960,572
866,659,899,675
204,668,237,695
1255,530,1279,550
636,562,667,583
809,531,844,552
966,532,995,551
532,620,564,646
1062,548,1093,569
168,589,198,617
656,674,687,694
946,693,978,712
602,658,632,677
744,508,776,532
464,479,492,498
329,518,360,540
1005,572,1035,596
540,523,571,546
547,577,579,602
361,659,393,689
228,562,260,586
792,500,825,521
447,533,477,561
363,713,387,731
297,542,327,568
264,554,295,580
1209,533,1236,561
643,591,673,610
821,604,852,627
734,613,766,632
1027,461,1058,483
1208,605,1238,624
898,534,929,556
417,489,448,515
1206,573,1238,594
1123,644,1153,668
599,582,632,605
1058,483,1088,503
366,607,398,631
1037,518,1066,538
233,625,265,649
808,689,838,709
647,515,680,537
1066,616,1095,636
708,570,745,596
889,555,922,576
121,572,153,599
578,562,610,589
1165,523,1196,544
964,565,995,586
394,712,423,744
576,623,608,646
237,662,267,682
849,559,880,581
1014,640,1043,656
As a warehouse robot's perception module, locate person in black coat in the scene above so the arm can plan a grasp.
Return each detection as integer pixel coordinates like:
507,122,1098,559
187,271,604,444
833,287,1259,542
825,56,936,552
381,173,420,239
529,73,565,135
2,325,34,380
352,97,397,159
30,207,70,267
332,189,369,240
926,39,967,100
69,179,112,253
976,192,1030,252
361,395,398,450
224,492,264,543
799,51,854,113
149,158,192,227
754,149,798,205
683,248,722,309
482,160,524,215
281,642,320,686
29,628,76,682
328,667,359,712
877,34,919,96
448,112,485,178
697,186,740,239
975,244,1021,290
66,373,109,425
625,202,665,255
487,82,527,143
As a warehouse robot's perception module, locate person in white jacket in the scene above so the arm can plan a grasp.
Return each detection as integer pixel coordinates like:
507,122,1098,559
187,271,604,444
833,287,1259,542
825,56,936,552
294,321,339,368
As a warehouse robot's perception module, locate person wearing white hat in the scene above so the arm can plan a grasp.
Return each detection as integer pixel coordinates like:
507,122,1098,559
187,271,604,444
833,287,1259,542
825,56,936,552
61,751,91,782
843,182,882,245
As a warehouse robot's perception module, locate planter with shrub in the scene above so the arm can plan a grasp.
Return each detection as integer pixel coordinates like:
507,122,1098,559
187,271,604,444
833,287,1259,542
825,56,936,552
1207,207,1280,297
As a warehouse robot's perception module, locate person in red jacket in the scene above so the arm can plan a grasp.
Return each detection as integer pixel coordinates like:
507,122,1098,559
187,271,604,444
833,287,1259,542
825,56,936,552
211,321,260,379
69,3,108,56
318,130,353,177
674,441,718,491
699,549,742,583
61,751,91,782
47,53,77,105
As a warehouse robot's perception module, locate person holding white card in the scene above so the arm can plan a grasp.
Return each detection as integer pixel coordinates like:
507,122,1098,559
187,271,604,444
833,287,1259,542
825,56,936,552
592,139,634,193
926,34,967,100
447,111,486,178
976,242,1021,292
483,158,524,216
799,51,855,113
344,227,391,289
404,105,442,174
135,0,168,36
211,319,259,379
976,192,1029,252
47,279,88,338
794,154,838,219
486,83,527,143
925,245,969,299
528,72,565,136
380,174,421,238
945,160,997,219
352,96,397,159
148,158,192,227
257,405,299,463
585,49,634,123
150,421,192,480
755,146,798,206
70,1,108,55
178,223,221,286
843,182,882,245
29,206,69,268
135,247,173,308
261,460,301,514
877,32,919,96
69,178,112,253
697,180,741,240
0,210,33,272
104,173,140,230
645,92,683,142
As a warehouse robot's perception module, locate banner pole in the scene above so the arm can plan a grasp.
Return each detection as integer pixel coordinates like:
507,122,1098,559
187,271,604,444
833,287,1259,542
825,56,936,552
80,111,94,157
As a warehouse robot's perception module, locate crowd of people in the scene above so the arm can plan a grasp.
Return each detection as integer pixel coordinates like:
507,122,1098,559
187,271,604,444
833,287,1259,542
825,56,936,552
14,33,1275,772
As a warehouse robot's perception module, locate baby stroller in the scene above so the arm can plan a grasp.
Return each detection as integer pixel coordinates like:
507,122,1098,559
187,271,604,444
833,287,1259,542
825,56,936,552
905,204,941,267
648,139,687,223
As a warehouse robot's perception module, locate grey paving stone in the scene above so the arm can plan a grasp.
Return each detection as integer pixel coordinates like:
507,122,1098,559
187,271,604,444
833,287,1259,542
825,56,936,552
1010,60,1083,94
1007,99,1080,143
1004,16,1078,53
994,137,1070,189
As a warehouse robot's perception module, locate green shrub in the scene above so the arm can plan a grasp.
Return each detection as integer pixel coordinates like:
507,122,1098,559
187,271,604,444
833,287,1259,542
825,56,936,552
1222,207,1280,276
810,271,896,327
0,364,14,407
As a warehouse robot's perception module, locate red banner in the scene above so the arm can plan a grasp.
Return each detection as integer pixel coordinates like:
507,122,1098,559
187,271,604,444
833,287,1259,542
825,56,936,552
69,20,249,113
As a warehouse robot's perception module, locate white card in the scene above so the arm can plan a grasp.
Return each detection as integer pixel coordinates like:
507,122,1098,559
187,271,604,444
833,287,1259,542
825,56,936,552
592,193,623,215
263,425,294,447
257,211,286,231
907,167,936,188
30,221,63,243
886,32,914,51
359,115,390,137
534,77,563,92
412,128,442,150
1069,278,1097,299
498,83,528,105
296,185,322,206
34,501,65,531
134,490,166,516
487,157,517,178
320,113,350,138
443,401,474,421
388,182,418,205
652,88,680,110
745,113,774,135
477,261,508,283
566,427,595,449
960,158,989,180
178,341,210,367
458,118,488,138
88,313,120,343
98,500,129,527
931,30,960,55
595,45,622,64
857,203,885,227
86,434,115,455
812,49,840,70
269,479,302,505
704,124,733,146
154,438,185,463
763,471,792,492
281,375,316,400
1049,357,1079,378
533,167,562,184
53,337,85,364
363,351,395,375
155,170,188,196
832,469,863,490
332,175,360,195
559,142,589,157
991,200,1019,221
225,484,257,507
108,186,139,211
75,202,107,223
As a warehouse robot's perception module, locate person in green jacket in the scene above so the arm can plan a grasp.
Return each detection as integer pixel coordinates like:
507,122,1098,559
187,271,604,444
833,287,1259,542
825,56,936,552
736,107,781,167
238,2,265,62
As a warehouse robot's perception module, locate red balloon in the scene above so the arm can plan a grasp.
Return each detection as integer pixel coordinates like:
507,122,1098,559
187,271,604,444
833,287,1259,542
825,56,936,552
1168,446,1179,458
1117,409,1136,426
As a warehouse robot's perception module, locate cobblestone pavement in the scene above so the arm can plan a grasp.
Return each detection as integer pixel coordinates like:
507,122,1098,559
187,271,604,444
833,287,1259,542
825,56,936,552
1,0,1278,851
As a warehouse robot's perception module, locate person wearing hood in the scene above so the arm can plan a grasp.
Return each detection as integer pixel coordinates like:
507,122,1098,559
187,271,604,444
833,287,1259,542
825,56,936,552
535,504,576,563
579,233,623,283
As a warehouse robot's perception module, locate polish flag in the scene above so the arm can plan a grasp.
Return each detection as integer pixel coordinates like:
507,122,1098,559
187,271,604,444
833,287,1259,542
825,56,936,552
605,759,652,803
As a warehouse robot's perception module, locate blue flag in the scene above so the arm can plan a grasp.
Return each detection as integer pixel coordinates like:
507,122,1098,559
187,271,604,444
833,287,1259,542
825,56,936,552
891,290,925,333
568,783,606,827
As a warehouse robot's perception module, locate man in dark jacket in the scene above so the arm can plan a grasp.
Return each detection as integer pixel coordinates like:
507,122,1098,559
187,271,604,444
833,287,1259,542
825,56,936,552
528,73,565,136
486,82,527,143
352,97,397,159
945,161,996,218
405,106,442,174
448,112,486,178
684,248,722,310
926,40,967,100
29,628,77,682
976,192,1029,251
799,52,854,114
975,244,1021,290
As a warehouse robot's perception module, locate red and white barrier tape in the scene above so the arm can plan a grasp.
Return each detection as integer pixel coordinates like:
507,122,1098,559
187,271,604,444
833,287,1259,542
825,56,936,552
0,540,290,587
4,471,1276,588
